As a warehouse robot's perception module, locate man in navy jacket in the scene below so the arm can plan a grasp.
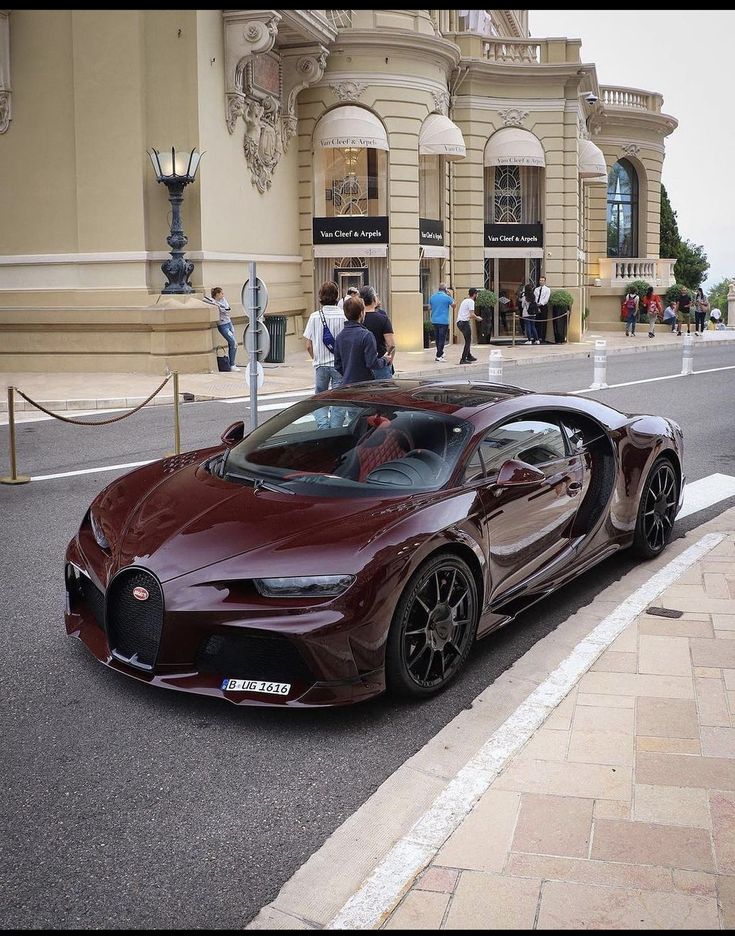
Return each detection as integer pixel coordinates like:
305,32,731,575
334,296,394,385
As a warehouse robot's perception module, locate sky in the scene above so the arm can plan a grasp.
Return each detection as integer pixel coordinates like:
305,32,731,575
528,9,734,290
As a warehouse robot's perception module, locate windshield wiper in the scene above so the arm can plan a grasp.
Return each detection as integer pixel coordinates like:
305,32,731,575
223,468,295,495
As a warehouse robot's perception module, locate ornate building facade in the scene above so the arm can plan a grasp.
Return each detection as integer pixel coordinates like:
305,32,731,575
0,9,677,372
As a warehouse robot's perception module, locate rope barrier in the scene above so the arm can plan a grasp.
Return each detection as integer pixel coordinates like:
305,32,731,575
13,373,173,426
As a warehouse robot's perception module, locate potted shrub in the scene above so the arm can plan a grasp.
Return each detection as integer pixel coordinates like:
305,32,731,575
474,288,497,344
549,288,574,343
423,319,434,349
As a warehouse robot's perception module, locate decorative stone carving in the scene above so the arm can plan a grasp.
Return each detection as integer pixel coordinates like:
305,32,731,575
498,108,529,128
329,80,366,103
0,11,10,134
622,142,641,156
223,11,331,193
432,89,450,116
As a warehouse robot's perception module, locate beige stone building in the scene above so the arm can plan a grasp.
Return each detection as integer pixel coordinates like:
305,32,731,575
0,9,678,373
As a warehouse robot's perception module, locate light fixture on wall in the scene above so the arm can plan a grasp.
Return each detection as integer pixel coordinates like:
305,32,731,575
148,147,203,294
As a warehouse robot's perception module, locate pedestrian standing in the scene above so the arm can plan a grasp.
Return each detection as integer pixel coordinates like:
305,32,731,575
534,275,551,343
204,287,239,371
642,286,662,338
623,288,639,337
694,287,710,336
337,286,359,311
456,287,483,364
677,288,692,336
334,295,394,386
497,289,510,334
521,284,540,344
428,283,455,362
303,280,347,428
360,285,395,380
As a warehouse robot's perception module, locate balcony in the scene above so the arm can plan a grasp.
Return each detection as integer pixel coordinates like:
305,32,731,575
596,258,677,289
600,86,663,114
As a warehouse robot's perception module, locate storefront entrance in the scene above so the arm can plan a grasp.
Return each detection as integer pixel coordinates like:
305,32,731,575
334,266,368,297
483,256,540,341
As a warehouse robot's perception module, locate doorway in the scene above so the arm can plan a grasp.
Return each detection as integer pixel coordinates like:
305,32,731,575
334,266,368,298
484,257,541,341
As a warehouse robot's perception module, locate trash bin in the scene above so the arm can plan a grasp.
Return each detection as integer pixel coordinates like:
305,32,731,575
263,314,287,363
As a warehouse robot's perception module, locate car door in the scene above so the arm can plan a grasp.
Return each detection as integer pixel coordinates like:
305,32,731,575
467,414,585,601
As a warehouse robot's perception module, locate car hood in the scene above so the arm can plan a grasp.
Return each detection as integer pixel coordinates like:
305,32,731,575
100,459,409,582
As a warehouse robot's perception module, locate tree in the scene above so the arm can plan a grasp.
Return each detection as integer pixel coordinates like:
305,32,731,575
675,240,710,291
707,276,734,324
659,184,680,260
659,184,709,290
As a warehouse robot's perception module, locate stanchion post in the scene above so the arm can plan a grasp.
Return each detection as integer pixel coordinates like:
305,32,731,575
590,338,608,390
488,349,503,383
1,386,31,485
681,332,694,375
173,371,181,454
511,312,516,347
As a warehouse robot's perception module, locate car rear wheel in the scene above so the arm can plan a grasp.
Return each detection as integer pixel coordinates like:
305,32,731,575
632,457,678,559
386,554,478,698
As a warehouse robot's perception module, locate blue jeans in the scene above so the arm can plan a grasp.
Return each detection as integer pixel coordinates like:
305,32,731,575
523,317,539,342
625,312,637,334
217,322,237,367
433,323,449,358
314,364,345,429
371,362,393,381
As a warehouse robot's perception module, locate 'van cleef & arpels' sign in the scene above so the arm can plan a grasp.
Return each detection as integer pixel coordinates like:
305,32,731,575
312,216,389,245
484,223,543,248
419,218,444,247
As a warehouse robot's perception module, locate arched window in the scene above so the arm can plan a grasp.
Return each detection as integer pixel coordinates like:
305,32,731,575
607,159,638,258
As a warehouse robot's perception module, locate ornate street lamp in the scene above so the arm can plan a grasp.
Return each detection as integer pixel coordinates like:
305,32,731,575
148,146,203,294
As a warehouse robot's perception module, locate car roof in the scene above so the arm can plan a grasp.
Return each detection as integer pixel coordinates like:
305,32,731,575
320,379,532,418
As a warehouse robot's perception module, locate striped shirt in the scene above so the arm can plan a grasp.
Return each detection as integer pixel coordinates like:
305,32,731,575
303,305,347,367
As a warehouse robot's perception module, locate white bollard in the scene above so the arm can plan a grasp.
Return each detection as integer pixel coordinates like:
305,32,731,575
681,332,695,375
590,338,608,389
488,349,503,383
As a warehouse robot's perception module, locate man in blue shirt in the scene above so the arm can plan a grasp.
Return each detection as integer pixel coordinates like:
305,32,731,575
334,296,394,386
428,283,455,362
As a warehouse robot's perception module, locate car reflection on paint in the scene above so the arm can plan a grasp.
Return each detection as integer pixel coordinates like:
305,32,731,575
65,379,685,707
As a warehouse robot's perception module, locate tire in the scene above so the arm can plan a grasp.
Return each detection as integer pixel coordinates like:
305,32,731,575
385,554,479,698
632,456,679,559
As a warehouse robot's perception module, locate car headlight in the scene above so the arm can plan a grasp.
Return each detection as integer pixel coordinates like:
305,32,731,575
89,510,110,550
253,575,354,598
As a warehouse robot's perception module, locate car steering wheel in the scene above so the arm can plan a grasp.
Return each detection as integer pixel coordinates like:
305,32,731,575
405,448,445,479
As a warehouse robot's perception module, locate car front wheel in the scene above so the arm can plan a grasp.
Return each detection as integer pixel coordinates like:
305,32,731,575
632,457,678,559
386,554,479,698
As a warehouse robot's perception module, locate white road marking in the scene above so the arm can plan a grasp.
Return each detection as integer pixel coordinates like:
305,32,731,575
570,363,735,394
326,531,726,930
30,460,155,481
678,473,735,519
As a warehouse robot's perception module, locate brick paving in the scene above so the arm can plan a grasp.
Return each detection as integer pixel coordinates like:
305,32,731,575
381,535,735,930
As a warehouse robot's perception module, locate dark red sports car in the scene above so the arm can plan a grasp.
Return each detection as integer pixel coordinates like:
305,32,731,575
65,380,685,707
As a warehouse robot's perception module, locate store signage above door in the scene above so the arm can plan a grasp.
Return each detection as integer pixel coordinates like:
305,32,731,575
312,216,389,245
419,218,444,247
484,223,543,248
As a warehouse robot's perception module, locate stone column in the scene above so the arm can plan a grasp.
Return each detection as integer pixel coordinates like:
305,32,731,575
727,282,735,328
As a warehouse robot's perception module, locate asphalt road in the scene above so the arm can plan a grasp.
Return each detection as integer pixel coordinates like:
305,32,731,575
2,344,734,928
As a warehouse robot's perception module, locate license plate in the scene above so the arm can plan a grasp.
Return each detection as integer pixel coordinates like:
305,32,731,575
220,678,291,696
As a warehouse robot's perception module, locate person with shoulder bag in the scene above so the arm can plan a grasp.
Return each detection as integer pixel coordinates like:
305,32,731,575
694,287,710,336
303,280,348,429
623,289,639,337
643,286,662,338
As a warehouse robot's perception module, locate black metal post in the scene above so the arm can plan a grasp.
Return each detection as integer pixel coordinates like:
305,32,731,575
160,179,194,294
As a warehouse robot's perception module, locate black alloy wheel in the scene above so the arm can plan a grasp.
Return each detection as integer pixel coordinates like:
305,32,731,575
386,554,479,698
632,457,678,559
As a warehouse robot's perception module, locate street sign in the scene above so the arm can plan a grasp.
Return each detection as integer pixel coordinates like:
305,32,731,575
243,320,271,362
241,277,269,319
245,360,264,390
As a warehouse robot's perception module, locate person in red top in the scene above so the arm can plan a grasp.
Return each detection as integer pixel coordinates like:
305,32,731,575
642,286,662,339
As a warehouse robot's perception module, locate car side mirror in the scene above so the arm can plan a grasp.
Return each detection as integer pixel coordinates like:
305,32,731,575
221,421,245,448
496,458,546,486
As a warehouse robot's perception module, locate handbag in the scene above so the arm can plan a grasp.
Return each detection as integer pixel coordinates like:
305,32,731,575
319,309,336,354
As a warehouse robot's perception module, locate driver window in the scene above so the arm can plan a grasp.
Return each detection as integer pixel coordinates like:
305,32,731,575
466,416,567,480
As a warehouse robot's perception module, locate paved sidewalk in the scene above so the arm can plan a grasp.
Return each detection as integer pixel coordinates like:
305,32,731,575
365,530,735,930
2,327,733,413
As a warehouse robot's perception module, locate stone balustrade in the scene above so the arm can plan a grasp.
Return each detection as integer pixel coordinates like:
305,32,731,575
600,86,663,114
597,257,677,289
482,38,540,63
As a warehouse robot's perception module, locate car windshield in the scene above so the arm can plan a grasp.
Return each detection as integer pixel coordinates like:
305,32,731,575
225,400,472,496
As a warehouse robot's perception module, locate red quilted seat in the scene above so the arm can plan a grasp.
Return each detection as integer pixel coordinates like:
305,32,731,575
355,426,413,481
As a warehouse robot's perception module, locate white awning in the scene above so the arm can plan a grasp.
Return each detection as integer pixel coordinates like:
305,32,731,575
579,138,608,183
484,246,544,259
313,105,389,151
421,245,449,259
484,128,545,168
313,244,388,258
419,113,466,161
